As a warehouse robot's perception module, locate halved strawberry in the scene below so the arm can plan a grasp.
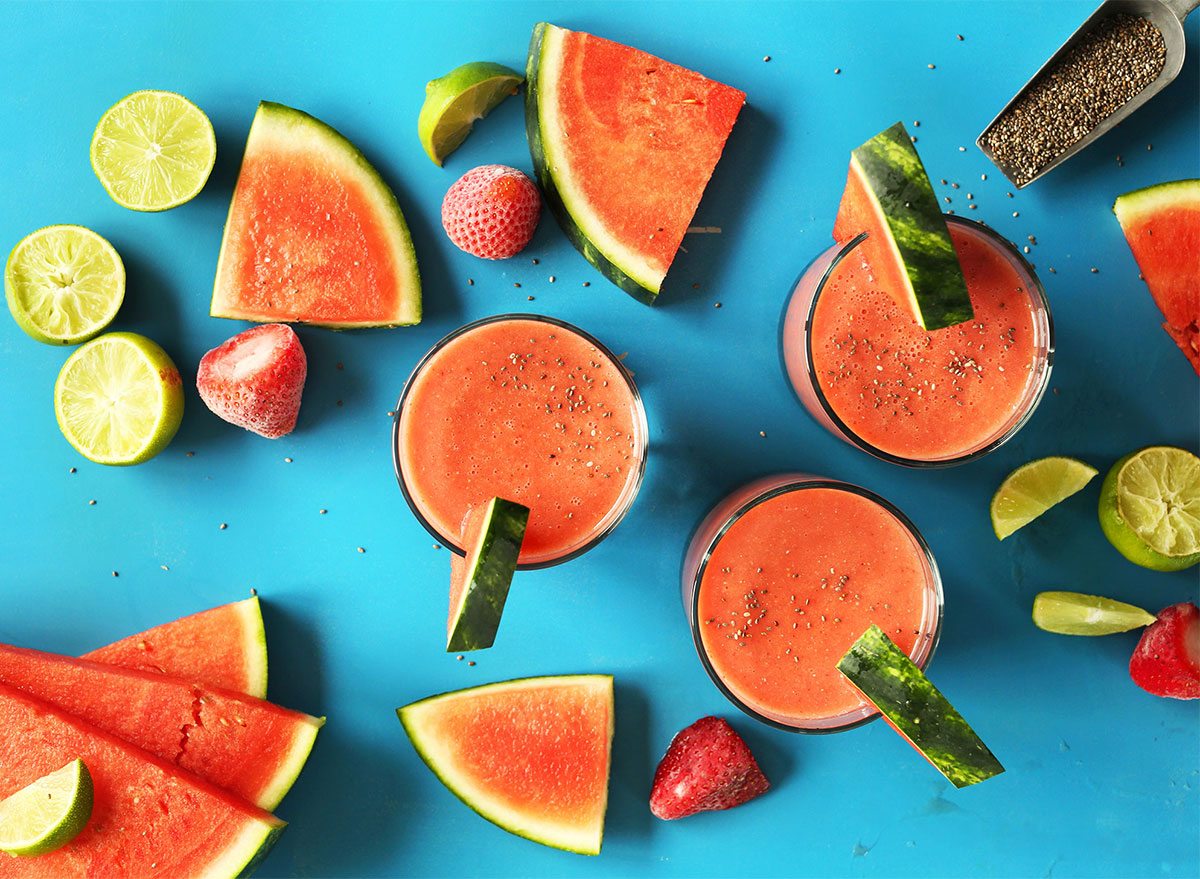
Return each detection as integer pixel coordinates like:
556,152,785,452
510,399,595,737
1129,601,1200,700
196,324,307,439
649,716,769,820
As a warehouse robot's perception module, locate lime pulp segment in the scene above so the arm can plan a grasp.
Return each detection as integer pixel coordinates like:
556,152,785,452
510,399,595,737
991,456,1099,540
5,225,125,345
1115,447,1200,558
1032,591,1158,636
90,90,216,211
0,758,93,857
419,62,523,166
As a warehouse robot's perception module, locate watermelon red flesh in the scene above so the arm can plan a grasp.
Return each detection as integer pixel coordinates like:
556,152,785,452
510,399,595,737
211,101,421,329
528,23,745,301
1113,179,1200,374
0,643,321,811
82,597,268,699
0,682,284,879
398,675,613,855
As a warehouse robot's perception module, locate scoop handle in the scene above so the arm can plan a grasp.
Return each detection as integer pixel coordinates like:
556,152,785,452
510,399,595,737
1163,0,1200,22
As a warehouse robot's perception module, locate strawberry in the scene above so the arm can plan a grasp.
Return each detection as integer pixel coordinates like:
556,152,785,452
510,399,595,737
196,324,307,439
441,164,541,259
649,716,769,820
1129,601,1200,699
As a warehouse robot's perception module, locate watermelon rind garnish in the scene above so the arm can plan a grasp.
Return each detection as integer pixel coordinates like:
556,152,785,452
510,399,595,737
837,625,1004,789
447,497,530,652
834,122,973,331
398,674,614,855
526,22,745,305
212,101,421,329
82,596,269,699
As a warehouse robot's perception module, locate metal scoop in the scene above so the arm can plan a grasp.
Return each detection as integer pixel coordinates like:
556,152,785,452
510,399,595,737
977,0,1199,188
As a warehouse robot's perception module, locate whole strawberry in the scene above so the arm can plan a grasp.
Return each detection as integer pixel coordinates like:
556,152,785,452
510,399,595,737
197,324,307,439
1130,601,1200,699
442,164,541,259
650,716,769,820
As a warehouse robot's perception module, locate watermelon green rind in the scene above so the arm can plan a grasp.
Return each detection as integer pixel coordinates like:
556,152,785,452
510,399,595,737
841,123,974,330
397,674,614,855
212,101,421,329
447,497,530,652
1112,178,1200,220
526,23,659,304
254,712,325,811
837,626,1004,789
82,596,269,699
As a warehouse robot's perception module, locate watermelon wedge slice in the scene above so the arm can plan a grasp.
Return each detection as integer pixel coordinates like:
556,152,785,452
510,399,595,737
212,101,421,328
1112,179,1200,375
0,643,321,811
832,122,973,331
0,682,284,879
82,596,268,698
446,497,529,653
526,23,745,303
398,675,613,855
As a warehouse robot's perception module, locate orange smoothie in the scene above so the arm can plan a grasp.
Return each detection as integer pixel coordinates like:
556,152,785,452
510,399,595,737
684,476,941,730
395,315,645,567
783,216,1052,465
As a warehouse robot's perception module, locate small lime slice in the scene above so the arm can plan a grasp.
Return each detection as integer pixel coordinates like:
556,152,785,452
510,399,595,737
5,225,125,345
418,62,523,166
1032,591,1157,635
991,456,1099,540
0,759,93,857
90,90,216,211
1099,446,1200,571
54,331,184,466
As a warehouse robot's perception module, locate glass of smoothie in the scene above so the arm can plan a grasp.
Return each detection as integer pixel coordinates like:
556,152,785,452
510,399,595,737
682,474,943,732
393,313,647,569
781,215,1054,467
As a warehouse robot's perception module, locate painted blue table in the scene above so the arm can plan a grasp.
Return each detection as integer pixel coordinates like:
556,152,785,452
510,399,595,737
1,2,1197,876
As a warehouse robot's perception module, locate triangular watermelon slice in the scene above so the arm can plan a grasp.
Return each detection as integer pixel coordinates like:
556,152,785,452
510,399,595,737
0,682,284,879
1113,179,1200,375
526,23,745,303
398,675,613,855
82,596,268,698
212,101,421,328
0,643,321,811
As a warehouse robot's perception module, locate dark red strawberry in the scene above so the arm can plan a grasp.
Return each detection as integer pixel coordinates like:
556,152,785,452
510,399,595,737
649,716,769,819
1130,601,1200,699
196,324,307,439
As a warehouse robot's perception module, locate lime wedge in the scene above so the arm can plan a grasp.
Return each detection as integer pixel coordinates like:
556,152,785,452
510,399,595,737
991,456,1099,540
1032,591,1157,635
1099,446,1200,571
90,90,216,211
54,331,184,465
0,759,93,857
418,62,523,166
5,225,125,345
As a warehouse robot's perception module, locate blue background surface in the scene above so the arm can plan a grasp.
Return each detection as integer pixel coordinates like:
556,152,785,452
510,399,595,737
1,2,1197,876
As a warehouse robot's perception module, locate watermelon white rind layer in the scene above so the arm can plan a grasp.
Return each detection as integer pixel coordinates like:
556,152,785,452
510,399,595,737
212,101,421,328
447,497,530,652
398,674,614,855
837,626,1004,789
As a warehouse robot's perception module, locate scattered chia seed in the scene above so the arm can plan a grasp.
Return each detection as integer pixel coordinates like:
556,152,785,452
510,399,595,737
69,467,76,473
284,457,293,463
219,523,227,530
979,14,1167,186
715,302,722,308
763,55,771,62
357,546,365,553
834,67,841,74
89,499,96,505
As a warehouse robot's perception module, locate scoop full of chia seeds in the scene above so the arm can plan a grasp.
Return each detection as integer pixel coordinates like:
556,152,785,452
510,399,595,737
980,13,1167,187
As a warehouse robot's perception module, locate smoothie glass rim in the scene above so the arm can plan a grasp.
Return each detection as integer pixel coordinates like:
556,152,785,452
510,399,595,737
793,214,1055,468
686,476,945,734
391,312,648,570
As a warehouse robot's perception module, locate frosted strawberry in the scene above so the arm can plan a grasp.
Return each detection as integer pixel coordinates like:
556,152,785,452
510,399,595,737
1129,601,1200,699
196,324,306,439
649,716,769,820
441,164,541,259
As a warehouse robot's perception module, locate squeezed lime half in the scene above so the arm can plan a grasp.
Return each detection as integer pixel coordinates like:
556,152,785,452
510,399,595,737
418,62,523,166
1032,591,1157,635
0,759,93,857
1099,446,1200,571
991,456,1099,540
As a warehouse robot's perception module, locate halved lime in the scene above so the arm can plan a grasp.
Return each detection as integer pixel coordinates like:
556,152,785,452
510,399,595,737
1032,591,1157,636
5,225,125,345
54,331,184,465
991,456,1099,540
418,62,523,166
1099,446,1200,572
0,759,93,857
90,90,216,211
